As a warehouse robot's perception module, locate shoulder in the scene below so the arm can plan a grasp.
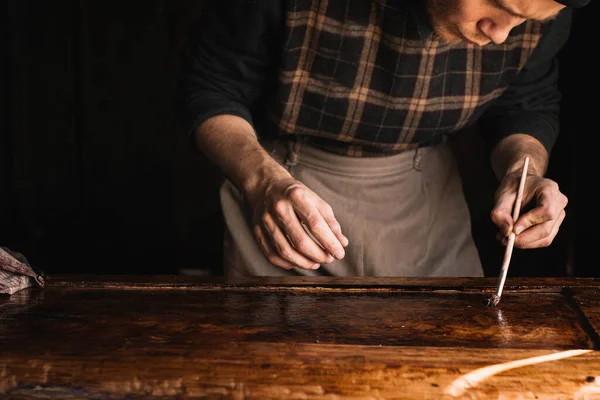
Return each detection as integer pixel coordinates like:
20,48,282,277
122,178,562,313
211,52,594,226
192,0,283,37
200,0,282,21
514,8,573,72
536,8,574,56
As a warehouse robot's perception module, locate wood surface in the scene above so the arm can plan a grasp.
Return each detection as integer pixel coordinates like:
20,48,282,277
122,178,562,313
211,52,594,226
44,274,600,290
2,276,600,398
2,342,600,399
569,288,600,347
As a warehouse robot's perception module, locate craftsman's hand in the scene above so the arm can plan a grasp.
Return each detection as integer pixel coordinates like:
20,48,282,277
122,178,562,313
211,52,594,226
245,177,349,270
491,172,568,249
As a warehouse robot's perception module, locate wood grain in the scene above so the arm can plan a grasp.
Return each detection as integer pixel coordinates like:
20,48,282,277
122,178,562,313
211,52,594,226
569,288,600,346
45,274,600,290
2,277,600,399
0,288,594,351
2,342,600,399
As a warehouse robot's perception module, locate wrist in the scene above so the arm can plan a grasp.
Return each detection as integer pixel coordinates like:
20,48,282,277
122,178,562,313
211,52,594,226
491,134,548,179
240,160,293,201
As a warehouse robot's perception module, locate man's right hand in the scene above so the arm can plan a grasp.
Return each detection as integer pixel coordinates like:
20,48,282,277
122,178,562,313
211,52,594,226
245,177,349,271
193,114,348,271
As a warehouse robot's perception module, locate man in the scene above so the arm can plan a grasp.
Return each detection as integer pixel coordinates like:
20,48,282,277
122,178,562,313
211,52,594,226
176,0,584,277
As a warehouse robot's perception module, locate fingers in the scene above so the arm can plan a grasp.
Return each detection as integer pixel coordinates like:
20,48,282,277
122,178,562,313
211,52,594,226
257,214,321,270
285,186,347,260
254,225,296,270
512,187,568,235
493,175,568,249
491,177,521,235
514,209,566,249
318,200,350,248
276,204,335,265
504,182,567,249
491,176,536,236
251,180,349,270
490,206,514,237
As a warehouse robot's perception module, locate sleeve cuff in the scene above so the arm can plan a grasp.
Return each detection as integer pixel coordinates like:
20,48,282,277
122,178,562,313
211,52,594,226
183,98,254,139
480,112,558,156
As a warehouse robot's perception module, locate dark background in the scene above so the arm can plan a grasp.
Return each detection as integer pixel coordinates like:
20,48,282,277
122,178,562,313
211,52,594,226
1,1,596,278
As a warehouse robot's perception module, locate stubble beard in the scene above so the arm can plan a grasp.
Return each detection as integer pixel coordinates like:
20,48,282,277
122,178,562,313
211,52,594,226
425,0,462,44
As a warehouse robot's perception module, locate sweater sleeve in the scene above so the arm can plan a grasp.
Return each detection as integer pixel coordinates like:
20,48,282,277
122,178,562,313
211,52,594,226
175,0,282,136
478,8,574,156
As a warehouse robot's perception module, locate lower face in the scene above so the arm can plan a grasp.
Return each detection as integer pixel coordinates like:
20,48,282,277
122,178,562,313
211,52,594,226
426,0,494,45
425,0,564,46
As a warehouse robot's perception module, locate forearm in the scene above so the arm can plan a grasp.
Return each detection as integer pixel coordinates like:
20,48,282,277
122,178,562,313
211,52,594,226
482,14,570,180
194,115,292,197
490,133,549,179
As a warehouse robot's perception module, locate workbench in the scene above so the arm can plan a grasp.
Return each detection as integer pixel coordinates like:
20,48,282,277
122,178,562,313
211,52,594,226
1,275,600,399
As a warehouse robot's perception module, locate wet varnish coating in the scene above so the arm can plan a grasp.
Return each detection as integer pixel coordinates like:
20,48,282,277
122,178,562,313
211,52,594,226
1,276,600,399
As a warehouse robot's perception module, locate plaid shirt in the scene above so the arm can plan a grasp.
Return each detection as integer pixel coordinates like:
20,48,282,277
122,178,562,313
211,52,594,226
177,0,572,157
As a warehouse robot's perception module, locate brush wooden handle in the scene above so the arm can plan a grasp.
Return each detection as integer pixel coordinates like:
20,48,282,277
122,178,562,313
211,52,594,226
501,156,529,270
496,232,515,297
512,157,529,222
493,157,529,301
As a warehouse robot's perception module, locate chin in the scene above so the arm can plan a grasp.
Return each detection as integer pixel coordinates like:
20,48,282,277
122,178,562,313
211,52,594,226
433,27,463,45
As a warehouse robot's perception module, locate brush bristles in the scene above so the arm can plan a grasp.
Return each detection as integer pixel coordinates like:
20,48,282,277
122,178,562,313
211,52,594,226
486,294,500,308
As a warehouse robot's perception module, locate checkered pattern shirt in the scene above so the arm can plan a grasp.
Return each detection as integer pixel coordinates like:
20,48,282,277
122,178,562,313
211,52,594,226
177,0,573,157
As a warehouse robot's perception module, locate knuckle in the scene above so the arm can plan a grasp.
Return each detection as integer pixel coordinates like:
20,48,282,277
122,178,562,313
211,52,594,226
286,186,305,203
290,235,310,248
263,221,277,235
305,214,322,229
541,225,553,237
329,224,341,235
490,208,503,221
273,200,287,215
324,240,339,252
322,203,334,216
278,248,293,261
273,241,284,255
293,237,310,253
260,213,271,226
542,179,559,193
546,209,558,221
536,208,552,222
276,213,292,228
307,221,321,231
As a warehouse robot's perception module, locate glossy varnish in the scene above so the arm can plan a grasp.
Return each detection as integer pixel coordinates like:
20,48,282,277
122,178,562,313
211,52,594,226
1,276,600,399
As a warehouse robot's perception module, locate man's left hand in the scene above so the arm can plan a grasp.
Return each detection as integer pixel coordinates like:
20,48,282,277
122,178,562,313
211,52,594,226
491,172,568,249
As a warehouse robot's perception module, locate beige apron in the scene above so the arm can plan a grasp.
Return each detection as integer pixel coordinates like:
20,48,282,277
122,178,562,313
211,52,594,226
220,139,484,277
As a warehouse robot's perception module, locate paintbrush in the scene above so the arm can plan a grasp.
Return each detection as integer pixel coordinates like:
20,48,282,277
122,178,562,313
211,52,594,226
486,156,529,308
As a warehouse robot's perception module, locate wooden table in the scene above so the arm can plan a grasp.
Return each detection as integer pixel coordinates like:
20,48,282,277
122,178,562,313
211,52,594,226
1,275,600,399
